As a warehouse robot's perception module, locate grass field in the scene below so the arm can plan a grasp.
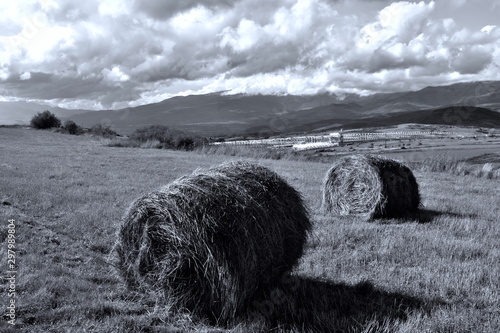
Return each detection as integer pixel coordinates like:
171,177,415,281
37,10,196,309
1,127,499,332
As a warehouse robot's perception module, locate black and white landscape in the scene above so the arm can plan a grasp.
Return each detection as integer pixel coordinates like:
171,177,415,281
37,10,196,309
1,1,500,332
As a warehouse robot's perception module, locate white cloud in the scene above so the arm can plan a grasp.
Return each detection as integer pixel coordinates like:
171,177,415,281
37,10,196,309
102,67,130,82
220,19,263,52
20,71,31,80
357,1,435,50
220,0,324,54
0,0,499,110
481,25,496,34
98,0,130,17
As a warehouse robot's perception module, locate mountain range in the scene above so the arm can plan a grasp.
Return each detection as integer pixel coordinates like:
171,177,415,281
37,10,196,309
1,81,500,136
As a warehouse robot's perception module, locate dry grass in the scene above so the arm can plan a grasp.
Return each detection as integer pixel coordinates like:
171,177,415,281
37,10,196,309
411,153,500,179
113,161,311,325
1,128,499,332
322,155,420,220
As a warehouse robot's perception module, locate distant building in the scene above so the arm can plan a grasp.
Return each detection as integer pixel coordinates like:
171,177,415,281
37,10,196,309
329,129,344,145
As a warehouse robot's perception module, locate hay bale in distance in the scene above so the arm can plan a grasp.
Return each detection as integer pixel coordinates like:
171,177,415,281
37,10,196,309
114,161,311,324
322,154,420,220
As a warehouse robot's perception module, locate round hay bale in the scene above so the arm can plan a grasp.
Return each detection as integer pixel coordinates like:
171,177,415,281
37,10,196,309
321,154,420,220
114,161,311,324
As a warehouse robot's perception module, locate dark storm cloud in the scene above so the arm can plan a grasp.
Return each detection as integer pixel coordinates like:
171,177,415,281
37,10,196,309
366,47,424,73
3,72,117,100
451,48,493,74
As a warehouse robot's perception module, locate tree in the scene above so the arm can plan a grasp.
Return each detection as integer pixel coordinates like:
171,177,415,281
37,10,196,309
30,110,61,129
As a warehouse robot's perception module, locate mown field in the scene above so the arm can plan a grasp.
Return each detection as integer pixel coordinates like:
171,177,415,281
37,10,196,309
1,127,499,332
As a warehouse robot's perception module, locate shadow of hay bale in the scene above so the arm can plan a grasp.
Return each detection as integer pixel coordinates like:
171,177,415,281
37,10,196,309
412,209,479,224
412,209,445,224
322,155,421,221
359,208,479,225
113,161,312,326
247,275,443,332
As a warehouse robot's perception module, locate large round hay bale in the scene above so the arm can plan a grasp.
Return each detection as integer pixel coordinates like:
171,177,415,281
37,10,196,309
114,161,311,324
321,155,420,220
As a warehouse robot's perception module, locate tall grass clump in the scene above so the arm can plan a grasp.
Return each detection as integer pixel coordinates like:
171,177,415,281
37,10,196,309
414,154,460,173
113,161,311,325
322,154,420,220
454,162,500,179
413,153,500,180
197,144,327,162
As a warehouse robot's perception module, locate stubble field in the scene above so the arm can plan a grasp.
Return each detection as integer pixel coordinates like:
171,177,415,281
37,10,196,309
1,127,499,332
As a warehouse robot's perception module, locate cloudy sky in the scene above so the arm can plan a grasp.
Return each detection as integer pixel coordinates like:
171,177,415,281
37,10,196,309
0,0,499,110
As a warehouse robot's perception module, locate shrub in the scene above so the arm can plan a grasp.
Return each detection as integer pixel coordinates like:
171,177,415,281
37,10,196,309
62,120,84,135
322,154,420,220
173,136,195,150
130,125,169,143
129,125,205,151
113,161,311,325
90,124,118,138
30,110,61,129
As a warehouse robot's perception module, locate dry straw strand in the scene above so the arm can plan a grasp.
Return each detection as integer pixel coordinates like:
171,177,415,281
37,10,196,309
322,154,420,220
114,161,311,325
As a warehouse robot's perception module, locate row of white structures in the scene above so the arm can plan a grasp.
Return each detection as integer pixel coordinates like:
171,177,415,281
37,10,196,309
211,131,451,149
340,131,449,142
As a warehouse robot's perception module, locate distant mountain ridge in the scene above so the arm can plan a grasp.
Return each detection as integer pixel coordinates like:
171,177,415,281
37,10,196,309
287,106,500,133
1,81,499,135
343,81,500,114
67,80,500,135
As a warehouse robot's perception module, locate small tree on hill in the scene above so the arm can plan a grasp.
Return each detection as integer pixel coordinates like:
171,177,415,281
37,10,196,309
30,110,61,129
